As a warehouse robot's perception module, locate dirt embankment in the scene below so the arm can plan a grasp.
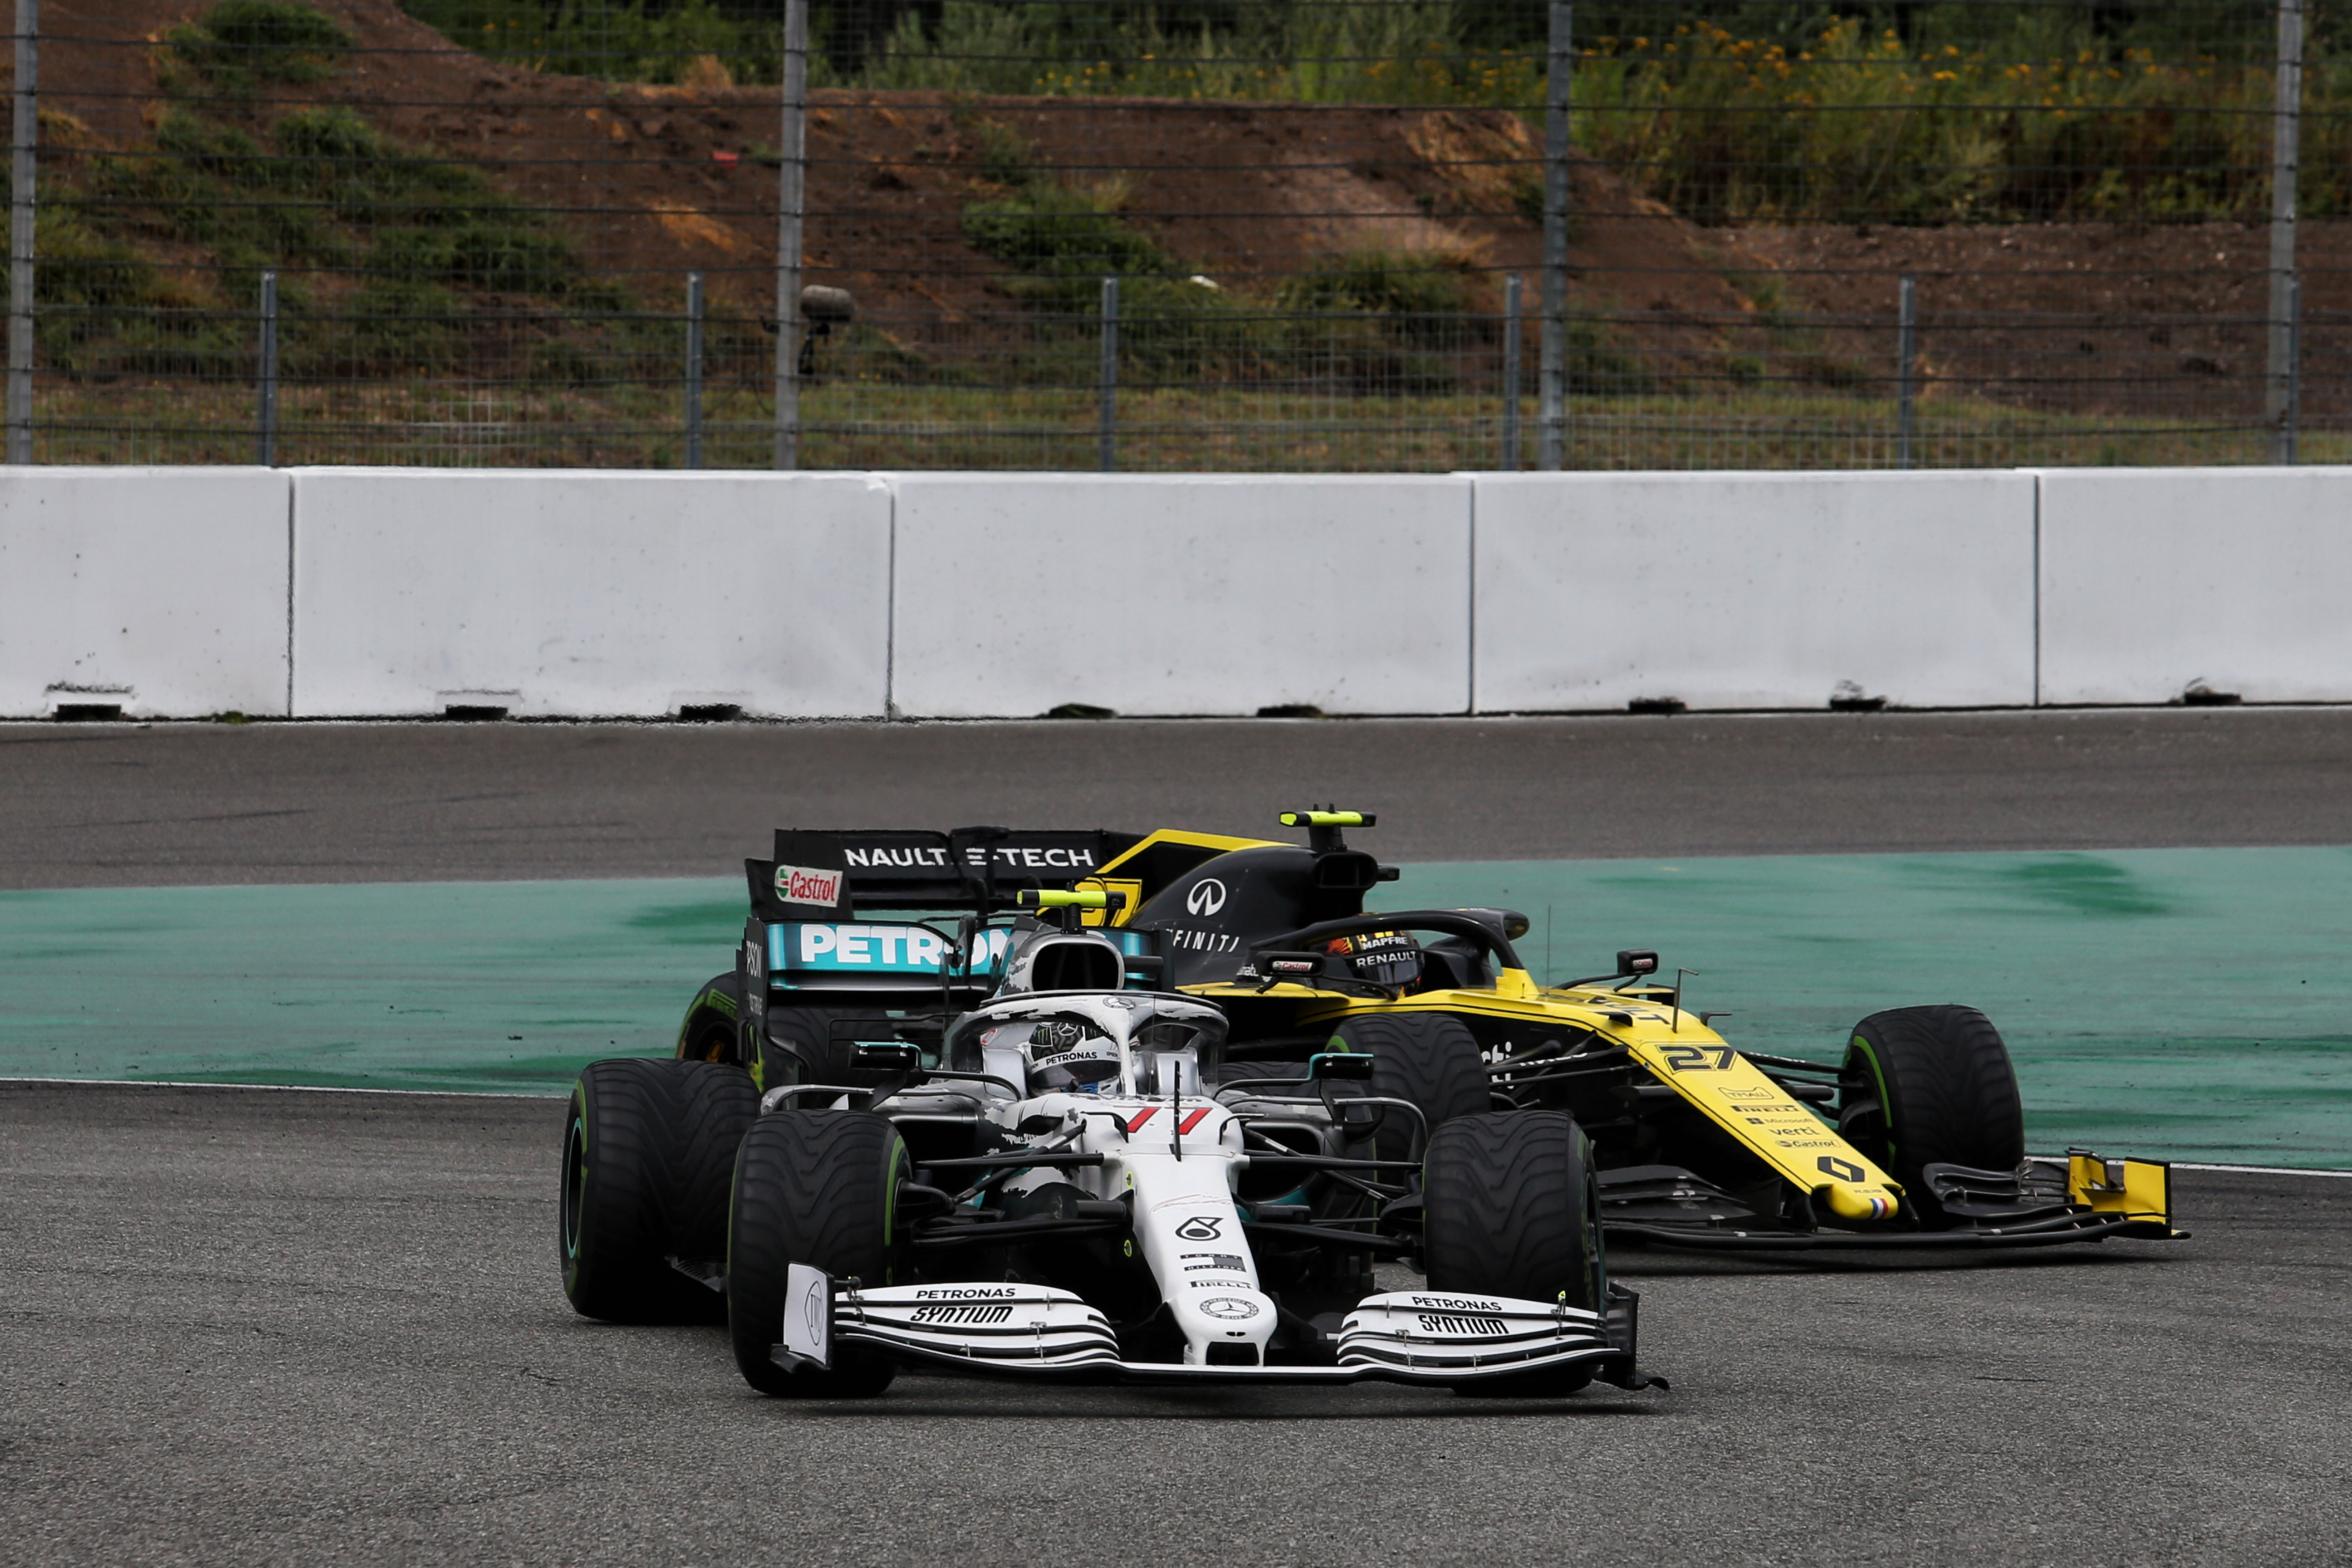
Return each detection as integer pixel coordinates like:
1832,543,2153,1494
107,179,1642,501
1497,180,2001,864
31,1,1754,328
29,0,2345,411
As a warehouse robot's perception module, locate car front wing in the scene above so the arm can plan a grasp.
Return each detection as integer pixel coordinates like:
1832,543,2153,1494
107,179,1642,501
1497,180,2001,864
774,1270,1662,1390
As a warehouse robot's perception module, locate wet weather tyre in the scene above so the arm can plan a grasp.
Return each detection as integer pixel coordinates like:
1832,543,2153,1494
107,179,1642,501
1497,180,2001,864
1422,1111,1605,1396
760,1004,904,1088
727,1110,907,1398
675,971,746,1065
560,1058,758,1324
1331,1013,1490,1161
1839,1005,2025,1228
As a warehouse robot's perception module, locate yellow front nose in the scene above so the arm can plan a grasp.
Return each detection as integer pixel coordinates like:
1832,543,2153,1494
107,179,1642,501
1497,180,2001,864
1820,1183,1898,1221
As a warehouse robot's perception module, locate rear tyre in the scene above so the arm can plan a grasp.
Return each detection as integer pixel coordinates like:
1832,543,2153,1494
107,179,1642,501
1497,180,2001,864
760,1004,908,1089
1330,1013,1490,1161
675,972,745,1064
1422,1111,1604,1396
561,1058,758,1323
1839,1005,2026,1228
726,1110,906,1398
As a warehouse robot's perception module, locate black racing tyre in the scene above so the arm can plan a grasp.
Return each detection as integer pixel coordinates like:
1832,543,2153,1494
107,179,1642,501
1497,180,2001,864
727,1110,907,1398
1839,1005,2026,1228
674,971,745,1065
1330,1013,1491,1161
760,1004,907,1089
561,1058,759,1324
1422,1111,1605,1397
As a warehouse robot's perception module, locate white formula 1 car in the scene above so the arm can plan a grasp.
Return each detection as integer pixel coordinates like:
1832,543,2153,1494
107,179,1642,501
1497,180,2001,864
563,898,1660,1397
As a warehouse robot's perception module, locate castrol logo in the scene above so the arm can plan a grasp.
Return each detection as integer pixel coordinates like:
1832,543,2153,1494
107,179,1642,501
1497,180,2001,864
775,863,843,905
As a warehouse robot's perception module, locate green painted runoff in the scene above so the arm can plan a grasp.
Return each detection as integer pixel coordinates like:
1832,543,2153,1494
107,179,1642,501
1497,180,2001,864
1,847,2346,1168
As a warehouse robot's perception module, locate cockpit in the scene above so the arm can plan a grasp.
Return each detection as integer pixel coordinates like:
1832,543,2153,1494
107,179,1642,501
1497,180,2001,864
945,993,1227,1099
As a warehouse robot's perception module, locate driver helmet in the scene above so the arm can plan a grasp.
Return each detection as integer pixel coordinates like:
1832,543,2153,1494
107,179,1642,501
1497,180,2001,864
1323,929,1423,989
1021,1016,1123,1092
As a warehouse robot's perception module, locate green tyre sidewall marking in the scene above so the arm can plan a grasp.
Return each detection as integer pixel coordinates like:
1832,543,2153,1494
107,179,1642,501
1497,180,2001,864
882,1137,907,1276
1846,1033,1897,1170
562,1082,589,1294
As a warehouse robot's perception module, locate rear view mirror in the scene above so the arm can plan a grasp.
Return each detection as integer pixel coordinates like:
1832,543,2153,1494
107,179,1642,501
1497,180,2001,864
1308,1051,1377,1081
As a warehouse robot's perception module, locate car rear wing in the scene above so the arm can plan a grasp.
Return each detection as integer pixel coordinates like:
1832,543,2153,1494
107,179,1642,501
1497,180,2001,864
747,827,1144,918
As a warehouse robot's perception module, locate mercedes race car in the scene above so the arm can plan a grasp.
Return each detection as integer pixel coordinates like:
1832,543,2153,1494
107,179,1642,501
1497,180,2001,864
563,890,1657,1396
662,813,2182,1256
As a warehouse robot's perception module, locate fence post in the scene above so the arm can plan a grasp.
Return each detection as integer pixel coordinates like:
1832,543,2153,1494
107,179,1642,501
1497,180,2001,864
1896,275,1916,470
256,270,278,467
685,270,704,470
1537,0,1571,470
1098,275,1118,472
2283,272,2301,464
7,0,36,464
772,0,808,470
2267,0,2304,463
1501,272,1522,470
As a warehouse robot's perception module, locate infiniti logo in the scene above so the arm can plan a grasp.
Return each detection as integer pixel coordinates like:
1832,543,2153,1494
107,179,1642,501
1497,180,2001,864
1185,878,1228,916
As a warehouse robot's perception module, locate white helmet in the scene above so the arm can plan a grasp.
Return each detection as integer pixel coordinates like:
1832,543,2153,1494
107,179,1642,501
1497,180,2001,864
996,929,1126,995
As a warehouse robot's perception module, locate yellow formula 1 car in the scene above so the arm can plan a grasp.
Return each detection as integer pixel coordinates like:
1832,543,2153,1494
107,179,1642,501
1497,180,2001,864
1085,810,2182,1253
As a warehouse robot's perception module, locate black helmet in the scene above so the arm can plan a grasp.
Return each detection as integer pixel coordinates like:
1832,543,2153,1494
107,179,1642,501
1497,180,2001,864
1322,929,1423,989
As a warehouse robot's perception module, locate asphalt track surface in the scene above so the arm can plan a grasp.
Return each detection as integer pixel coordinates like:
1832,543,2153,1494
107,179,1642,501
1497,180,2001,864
6,709,2351,1564
6,705,2352,888
4,1083,2347,1568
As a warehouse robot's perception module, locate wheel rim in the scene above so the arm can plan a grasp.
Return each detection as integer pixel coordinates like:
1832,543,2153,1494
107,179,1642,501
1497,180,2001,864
561,1112,588,1261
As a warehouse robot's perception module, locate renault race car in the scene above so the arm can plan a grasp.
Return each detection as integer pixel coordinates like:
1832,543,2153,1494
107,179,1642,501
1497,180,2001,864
562,896,1661,1396
656,814,2182,1257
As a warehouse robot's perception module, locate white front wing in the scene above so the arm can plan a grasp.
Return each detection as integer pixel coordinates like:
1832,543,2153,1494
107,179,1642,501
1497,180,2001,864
794,1277,1637,1386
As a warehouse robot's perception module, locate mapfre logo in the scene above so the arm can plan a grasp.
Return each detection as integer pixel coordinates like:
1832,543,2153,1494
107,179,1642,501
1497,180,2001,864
775,863,843,906
1185,878,1228,916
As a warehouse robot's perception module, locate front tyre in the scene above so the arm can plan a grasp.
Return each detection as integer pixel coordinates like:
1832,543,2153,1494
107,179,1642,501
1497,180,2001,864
726,1110,907,1398
1839,1005,2026,1228
1421,1111,1605,1396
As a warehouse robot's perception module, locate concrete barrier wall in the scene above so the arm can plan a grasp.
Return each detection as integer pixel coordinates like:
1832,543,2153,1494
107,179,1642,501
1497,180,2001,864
1472,470,2039,712
888,473,1474,717
0,467,291,718
289,469,893,717
2038,466,2352,706
9,465,2348,719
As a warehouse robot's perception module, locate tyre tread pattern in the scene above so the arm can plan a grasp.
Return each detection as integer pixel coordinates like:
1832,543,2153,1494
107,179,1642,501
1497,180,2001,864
1850,1004,2026,1224
1423,1111,1598,1308
727,1110,904,1397
563,1058,755,1323
1332,1013,1490,1159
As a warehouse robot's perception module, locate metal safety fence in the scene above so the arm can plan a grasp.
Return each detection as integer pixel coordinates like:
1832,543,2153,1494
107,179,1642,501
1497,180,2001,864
3,1,2345,470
